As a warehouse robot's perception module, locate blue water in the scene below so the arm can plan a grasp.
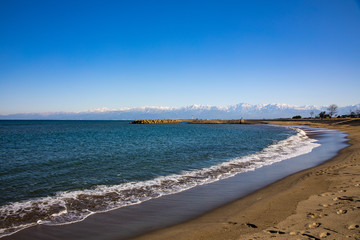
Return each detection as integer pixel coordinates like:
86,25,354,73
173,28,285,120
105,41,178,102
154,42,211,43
0,120,316,237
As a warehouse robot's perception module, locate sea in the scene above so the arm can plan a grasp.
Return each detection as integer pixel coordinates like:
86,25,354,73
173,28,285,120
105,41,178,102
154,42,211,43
0,120,322,238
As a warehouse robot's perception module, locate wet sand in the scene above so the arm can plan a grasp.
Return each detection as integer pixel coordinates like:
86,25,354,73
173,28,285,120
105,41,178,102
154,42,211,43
133,119,360,240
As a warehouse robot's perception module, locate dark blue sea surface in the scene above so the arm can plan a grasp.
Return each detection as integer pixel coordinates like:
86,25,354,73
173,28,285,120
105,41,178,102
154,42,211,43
0,120,318,237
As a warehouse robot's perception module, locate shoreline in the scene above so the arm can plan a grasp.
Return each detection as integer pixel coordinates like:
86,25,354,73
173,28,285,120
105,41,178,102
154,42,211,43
132,120,360,240
2,121,353,239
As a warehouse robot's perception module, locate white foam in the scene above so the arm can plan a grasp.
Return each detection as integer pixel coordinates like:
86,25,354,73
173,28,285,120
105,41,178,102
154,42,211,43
0,126,320,238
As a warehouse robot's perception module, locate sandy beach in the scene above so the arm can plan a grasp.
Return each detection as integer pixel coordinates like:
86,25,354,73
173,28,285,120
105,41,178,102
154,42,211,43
133,119,360,240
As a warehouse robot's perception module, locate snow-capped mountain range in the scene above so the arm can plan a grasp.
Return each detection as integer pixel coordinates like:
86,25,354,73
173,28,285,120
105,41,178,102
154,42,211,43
1,103,359,120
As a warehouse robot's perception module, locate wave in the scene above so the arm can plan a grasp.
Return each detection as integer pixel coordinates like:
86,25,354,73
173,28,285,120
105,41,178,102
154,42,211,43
0,127,320,238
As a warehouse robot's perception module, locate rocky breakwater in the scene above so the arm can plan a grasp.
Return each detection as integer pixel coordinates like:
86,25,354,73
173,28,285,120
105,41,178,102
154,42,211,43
189,119,246,124
130,119,184,124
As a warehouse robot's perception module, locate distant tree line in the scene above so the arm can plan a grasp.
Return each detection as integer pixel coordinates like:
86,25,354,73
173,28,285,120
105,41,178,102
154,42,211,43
292,104,360,119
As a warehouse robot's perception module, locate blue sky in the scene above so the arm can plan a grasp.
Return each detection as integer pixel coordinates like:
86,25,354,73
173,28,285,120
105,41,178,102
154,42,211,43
0,0,360,114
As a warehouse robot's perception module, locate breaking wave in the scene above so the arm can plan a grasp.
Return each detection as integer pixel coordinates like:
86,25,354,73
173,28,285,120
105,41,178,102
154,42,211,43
0,127,319,238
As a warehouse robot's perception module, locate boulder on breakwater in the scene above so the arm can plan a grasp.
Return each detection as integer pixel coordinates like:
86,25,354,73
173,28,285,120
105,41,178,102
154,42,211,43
130,119,184,124
189,119,246,124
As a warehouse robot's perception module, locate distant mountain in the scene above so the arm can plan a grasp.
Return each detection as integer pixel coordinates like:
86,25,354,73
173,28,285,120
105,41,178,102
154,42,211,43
1,103,359,120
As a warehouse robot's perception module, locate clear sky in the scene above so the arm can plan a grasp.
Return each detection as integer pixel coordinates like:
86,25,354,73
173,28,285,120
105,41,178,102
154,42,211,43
0,0,359,114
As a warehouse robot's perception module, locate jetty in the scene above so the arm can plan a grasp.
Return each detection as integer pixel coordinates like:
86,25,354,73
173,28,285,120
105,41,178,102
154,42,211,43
130,119,185,124
130,119,246,124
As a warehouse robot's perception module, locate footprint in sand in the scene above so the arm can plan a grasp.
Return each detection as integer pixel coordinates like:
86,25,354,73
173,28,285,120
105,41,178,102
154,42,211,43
246,223,257,228
347,224,359,230
336,209,347,215
319,232,330,238
307,222,321,229
338,196,355,201
307,213,323,219
265,229,286,235
302,233,321,239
